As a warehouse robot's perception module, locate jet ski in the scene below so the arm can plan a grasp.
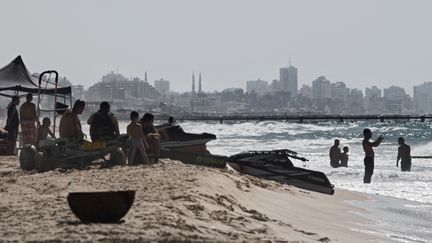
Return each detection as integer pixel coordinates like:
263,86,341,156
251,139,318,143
155,125,223,166
227,150,335,195
157,125,216,153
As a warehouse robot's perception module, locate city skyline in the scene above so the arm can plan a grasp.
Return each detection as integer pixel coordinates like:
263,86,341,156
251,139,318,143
1,0,432,93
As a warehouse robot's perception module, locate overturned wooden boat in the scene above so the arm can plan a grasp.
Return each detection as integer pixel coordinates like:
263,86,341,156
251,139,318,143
67,190,135,223
227,150,335,195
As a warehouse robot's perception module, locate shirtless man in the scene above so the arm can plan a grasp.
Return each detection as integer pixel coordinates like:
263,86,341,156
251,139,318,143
127,111,150,164
19,93,37,145
397,137,411,172
362,128,384,183
329,139,341,168
59,100,85,141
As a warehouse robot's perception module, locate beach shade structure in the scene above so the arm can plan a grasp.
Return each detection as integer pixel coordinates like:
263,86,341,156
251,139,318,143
0,56,71,95
67,190,135,223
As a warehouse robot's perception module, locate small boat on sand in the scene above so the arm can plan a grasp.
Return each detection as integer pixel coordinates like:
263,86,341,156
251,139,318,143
227,150,335,195
157,125,216,153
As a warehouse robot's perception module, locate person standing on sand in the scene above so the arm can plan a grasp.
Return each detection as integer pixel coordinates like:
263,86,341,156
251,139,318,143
5,95,20,155
362,128,383,183
19,93,38,145
329,139,341,168
127,111,150,164
397,137,411,172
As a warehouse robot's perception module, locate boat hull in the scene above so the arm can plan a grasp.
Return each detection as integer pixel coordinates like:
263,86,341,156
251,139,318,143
227,161,334,195
227,150,334,195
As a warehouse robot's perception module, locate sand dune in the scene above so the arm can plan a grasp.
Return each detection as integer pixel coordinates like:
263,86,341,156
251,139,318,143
0,157,377,242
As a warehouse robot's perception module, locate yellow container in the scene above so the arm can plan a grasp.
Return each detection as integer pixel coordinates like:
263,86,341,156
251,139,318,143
81,141,106,151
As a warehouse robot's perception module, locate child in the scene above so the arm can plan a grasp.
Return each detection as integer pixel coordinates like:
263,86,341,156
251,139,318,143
38,117,55,141
127,111,150,164
339,146,349,167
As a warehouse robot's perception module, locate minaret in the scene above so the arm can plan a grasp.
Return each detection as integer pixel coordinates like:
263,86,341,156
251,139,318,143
192,72,196,95
198,72,202,93
144,71,148,82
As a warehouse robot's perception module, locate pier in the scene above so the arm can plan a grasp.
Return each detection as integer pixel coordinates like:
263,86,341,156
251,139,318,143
165,114,432,123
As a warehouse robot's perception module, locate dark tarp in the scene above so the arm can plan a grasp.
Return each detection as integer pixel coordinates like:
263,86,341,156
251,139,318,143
0,56,71,95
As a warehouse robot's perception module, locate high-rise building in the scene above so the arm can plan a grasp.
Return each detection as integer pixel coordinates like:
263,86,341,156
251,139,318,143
299,84,312,98
383,86,406,100
154,78,170,95
413,82,432,113
279,65,298,97
383,86,406,114
246,79,268,95
365,86,383,114
330,82,349,101
312,76,331,100
347,88,364,114
365,86,382,99
85,72,159,102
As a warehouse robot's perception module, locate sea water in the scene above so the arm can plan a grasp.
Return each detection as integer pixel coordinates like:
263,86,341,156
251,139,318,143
177,120,432,242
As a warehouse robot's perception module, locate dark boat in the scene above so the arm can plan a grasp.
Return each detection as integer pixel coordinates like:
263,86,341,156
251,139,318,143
155,125,222,167
160,149,227,168
157,125,216,153
227,150,335,195
67,190,135,223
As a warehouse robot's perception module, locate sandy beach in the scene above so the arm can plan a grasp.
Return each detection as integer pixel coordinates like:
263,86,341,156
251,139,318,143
0,156,378,242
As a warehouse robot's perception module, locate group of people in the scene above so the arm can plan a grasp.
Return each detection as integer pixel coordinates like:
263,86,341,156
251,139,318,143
329,139,349,168
57,99,162,164
4,94,165,164
329,128,412,184
4,94,55,154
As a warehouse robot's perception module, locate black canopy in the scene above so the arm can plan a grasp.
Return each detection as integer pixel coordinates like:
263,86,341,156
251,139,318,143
0,56,71,95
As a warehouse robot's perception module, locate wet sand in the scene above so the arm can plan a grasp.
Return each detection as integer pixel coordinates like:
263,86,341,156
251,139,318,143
0,156,378,242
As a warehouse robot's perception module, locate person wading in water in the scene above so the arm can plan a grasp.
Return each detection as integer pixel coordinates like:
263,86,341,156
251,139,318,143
362,128,383,183
397,137,411,172
329,139,341,168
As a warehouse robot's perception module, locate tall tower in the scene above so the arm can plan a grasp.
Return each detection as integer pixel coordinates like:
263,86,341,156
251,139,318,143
279,64,298,97
144,71,148,82
192,72,196,95
198,72,202,93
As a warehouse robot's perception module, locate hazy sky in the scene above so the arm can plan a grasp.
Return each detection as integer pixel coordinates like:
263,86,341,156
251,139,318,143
1,0,431,94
